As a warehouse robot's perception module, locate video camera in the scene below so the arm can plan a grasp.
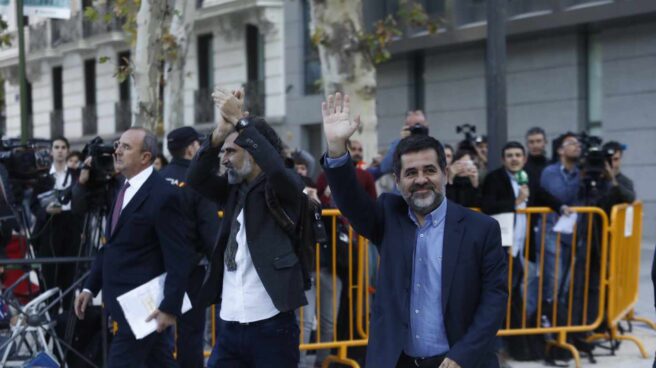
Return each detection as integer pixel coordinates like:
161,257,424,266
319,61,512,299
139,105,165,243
0,139,52,183
456,124,481,153
81,137,115,188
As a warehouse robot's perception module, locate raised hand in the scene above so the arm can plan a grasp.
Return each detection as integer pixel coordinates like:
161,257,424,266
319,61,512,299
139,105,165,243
322,93,361,157
212,87,243,124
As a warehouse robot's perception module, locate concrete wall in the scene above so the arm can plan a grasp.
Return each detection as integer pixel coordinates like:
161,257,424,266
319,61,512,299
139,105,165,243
599,20,656,240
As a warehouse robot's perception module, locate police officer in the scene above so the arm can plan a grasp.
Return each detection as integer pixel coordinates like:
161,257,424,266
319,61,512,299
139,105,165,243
159,126,220,368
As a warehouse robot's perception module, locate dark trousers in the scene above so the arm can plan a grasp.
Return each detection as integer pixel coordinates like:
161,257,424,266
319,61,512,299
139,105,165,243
207,311,299,368
107,327,178,368
38,212,81,309
176,266,206,368
396,351,446,368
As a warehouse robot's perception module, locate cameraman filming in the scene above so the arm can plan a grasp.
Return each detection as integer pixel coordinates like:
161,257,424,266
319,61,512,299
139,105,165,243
33,137,81,308
600,140,635,207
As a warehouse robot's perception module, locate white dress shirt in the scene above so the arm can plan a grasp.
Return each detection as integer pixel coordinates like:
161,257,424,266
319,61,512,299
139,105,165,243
121,166,154,210
220,209,279,323
49,164,72,211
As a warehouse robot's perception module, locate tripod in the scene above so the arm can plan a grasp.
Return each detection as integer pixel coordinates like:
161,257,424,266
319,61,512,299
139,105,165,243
62,198,109,367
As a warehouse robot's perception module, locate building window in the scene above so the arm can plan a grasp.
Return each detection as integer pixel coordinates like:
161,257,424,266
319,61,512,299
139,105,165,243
244,25,265,116
455,0,486,25
508,0,551,17
194,34,214,124
303,0,321,95
83,59,97,135
197,33,213,91
51,66,64,138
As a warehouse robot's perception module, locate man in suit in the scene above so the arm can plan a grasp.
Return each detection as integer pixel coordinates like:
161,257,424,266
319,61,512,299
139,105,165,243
320,93,508,368
187,88,306,368
74,128,194,368
159,126,219,368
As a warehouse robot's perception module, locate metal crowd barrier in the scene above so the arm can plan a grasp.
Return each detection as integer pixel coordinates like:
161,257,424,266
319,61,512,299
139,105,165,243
588,202,655,356
203,205,649,368
496,207,609,368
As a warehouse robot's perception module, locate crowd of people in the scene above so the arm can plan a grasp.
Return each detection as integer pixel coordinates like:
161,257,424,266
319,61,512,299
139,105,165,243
0,87,639,368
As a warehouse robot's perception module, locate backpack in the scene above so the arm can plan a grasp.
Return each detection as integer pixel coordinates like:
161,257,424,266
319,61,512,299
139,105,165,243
264,184,328,290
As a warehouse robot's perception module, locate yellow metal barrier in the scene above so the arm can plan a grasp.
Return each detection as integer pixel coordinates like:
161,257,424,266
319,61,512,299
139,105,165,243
203,205,649,367
497,207,609,368
588,202,653,358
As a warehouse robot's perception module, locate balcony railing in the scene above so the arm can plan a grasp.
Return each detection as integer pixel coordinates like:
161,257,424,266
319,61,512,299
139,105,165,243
28,21,49,53
243,80,265,118
49,7,125,49
194,89,215,124
115,101,132,133
50,110,64,138
82,105,97,136
50,12,82,48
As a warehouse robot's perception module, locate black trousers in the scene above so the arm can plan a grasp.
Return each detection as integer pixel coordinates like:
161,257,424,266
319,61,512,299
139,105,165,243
175,265,206,368
208,311,299,368
107,327,177,368
38,211,81,308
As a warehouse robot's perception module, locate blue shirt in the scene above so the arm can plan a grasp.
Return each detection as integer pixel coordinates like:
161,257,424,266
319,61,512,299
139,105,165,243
325,152,450,356
405,199,450,357
540,163,580,242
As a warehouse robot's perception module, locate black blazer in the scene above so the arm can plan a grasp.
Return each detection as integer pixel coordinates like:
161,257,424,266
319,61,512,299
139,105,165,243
187,126,306,312
322,155,508,368
84,171,194,331
481,167,516,215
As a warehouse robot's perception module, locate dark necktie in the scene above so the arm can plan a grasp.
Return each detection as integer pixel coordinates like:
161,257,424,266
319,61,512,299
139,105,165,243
111,182,130,235
224,185,248,271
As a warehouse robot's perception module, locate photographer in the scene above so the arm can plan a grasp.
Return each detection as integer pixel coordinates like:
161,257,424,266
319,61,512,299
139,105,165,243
367,110,429,181
600,140,635,207
33,137,81,307
446,149,482,208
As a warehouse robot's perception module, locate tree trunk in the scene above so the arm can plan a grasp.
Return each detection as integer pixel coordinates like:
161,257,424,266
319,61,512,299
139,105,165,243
310,0,378,162
163,0,195,139
132,0,170,131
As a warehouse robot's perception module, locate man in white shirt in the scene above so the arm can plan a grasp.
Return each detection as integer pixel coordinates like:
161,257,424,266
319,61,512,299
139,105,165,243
74,128,193,368
36,136,80,308
188,89,306,368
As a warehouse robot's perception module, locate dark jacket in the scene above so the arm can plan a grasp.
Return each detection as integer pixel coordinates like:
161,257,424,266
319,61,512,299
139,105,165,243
525,154,563,210
322,155,508,368
446,176,481,208
84,171,194,331
159,157,219,263
187,126,306,312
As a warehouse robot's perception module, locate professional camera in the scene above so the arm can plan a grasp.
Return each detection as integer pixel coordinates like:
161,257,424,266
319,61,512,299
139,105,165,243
0,139,52,182
81,137,115,188
409,124,429,136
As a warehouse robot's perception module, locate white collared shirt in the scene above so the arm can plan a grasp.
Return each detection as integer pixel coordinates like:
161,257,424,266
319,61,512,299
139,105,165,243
49,164,72,211
220,209,279,323
121,166,154,211
507,170,527,257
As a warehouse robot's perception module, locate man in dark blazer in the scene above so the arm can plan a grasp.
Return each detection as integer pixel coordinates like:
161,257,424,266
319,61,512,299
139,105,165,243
74,128,194,368
187,88,306,367
320,93,508,368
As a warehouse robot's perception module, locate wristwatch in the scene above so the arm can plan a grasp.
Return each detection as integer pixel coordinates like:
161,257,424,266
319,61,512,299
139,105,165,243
235,118,250,132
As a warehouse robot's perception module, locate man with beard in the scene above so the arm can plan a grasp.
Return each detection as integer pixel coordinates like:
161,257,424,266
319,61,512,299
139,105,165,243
320,93,507,368
187,88,306,368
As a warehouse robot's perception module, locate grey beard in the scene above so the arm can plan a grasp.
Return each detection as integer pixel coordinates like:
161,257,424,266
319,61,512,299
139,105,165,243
227,169,243,184
226,157,253,184
409,191,444,215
